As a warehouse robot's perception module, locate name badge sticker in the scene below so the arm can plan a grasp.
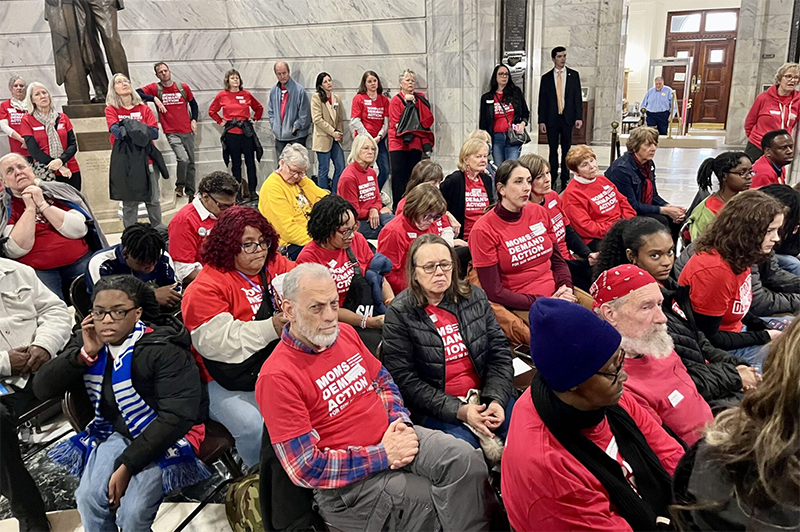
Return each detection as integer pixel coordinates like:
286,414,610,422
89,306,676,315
668,389,684,407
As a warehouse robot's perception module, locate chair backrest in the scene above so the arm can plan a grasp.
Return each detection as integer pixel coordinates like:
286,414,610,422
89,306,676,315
574,287,595,311
62,388,94,433
69,274,92,321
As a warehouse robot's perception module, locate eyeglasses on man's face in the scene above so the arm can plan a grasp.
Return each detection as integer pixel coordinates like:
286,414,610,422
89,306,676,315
594,349,626,385
91,307,138,321
241,239,270,254
416,260,454,274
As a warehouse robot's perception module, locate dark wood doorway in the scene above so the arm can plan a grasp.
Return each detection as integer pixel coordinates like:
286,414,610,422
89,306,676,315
663,9,738,127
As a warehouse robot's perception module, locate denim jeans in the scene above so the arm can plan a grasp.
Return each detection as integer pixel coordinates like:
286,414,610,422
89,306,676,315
421,396,516,450
75,432,163,531
316,141,346,194
376,137,391,191
366,252,392,315
357,213,395,240
207,380,263,468
775,254,800,276
730,317,794,373
35,250,92,301
492,132,521,166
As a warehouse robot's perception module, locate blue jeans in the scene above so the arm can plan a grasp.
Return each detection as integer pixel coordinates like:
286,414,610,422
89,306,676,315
207,381,263,468
357,213,395,240
421,396,516,450
730,317,793,373
492,132,521,166
36,250,92,301
776,254,800,276
366,252,392,315
75,432,163,531
317,141,346,194
376,137,390,191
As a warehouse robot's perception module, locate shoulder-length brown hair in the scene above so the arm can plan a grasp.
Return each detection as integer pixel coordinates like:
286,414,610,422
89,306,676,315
224,69,243,91
405,233,471,307
403,182,446,222
695,190,786,274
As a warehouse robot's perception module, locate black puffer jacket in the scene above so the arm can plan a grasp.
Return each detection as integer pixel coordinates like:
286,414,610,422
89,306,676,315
34,317,207,475
382,286,513,424
660,278,746,408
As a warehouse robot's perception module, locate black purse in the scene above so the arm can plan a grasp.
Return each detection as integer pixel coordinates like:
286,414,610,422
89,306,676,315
498,95,530,146
341,247,374,317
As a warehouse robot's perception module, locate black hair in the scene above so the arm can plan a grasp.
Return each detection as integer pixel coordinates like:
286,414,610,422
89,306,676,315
197,171,238,197
307,195,357,244
315,72,331,104
92,275,160,323
551,46,566,59
489,64,520,104
121,223,165,265
760,184,800,255
593,217,670,281
696,151,750,192
357,71,384,95
761,129,791,151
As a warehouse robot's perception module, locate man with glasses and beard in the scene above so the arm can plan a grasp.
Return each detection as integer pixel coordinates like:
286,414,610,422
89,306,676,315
256,263,495,532
592,265,714,446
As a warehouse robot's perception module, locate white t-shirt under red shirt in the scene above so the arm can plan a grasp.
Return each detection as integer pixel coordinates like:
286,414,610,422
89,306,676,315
425,305,480,397
469,203,557,297
463,177,490,239
296,233,374,307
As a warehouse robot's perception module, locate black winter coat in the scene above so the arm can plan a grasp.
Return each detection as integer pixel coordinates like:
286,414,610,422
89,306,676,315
382,286,513,424
440,170,495,240
109,118,168,202
34,318,207,475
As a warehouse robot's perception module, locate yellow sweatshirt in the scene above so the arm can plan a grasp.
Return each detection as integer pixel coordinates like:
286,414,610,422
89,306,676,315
258,171,328,247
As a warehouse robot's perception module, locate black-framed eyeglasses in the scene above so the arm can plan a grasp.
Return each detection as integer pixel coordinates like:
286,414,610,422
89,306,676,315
241,239,270,254
91,307,138,321
416,260,454,274
595,349,626,385
727,169,755,178
336,226,357,239
207,194,235,211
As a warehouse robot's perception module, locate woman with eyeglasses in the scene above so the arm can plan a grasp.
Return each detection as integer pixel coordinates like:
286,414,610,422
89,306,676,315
181,206,295,469
744,62,799,161
479,64,529,165
168,171,239,284
382,234,514,457
378,183,449,293
685,151,752,242
34,275,209,531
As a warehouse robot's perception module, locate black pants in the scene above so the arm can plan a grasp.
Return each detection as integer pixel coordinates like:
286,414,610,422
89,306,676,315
56,170,81,191
226,133,258,196
390,149,422,211
546,118,574,191
643,212,681,245
0,384,48,531
745,141,763,163
646,111,670,135
275,136,308,161
566,258,593,292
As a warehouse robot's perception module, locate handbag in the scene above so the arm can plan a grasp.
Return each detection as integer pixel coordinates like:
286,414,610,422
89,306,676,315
341,247,374,318
498,95,531,146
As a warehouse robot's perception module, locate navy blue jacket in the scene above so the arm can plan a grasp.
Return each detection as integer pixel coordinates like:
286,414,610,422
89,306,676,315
605,152,667,216
85,243,179,294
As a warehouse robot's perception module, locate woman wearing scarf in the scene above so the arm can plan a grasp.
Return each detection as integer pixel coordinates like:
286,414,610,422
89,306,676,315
0,76,29,157
19,82,81,190
33,275,209,531
501,297,684,531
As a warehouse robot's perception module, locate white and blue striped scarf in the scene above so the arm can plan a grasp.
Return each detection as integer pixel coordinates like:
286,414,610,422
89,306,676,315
49,321,211,493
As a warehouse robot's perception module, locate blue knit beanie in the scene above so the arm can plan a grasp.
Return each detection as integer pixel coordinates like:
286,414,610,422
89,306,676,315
529,298,622,392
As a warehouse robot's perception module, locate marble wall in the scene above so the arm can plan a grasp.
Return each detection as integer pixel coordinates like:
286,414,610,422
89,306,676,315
0,0,499,188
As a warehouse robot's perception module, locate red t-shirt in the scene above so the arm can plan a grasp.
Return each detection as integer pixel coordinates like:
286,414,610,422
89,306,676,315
257,324,389,449
463,177,490,239
19,113,80,175
0,100,29,156
541,191,571,258
167,199,217,264
105,103,158,146
425,305,480,397
280,86,289,122
469,203,557,297
560,175,637,243
140,82,194,134
378,214,444,293
705,194,725,215
351,93,390,137
296,233,374,307
337,162,382,220
8,196,88,270
492,93,515,134
678,250,752,333
395,197,452,233
208,90,263,135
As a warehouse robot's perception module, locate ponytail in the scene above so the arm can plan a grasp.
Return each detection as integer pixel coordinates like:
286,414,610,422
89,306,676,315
593,217,670,281
697,158,716,192
697,151,750,193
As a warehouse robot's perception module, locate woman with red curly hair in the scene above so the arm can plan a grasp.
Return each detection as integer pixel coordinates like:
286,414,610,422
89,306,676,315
181,206,294,468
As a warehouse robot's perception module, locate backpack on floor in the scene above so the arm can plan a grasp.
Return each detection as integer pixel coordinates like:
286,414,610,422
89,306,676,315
226,473,264,532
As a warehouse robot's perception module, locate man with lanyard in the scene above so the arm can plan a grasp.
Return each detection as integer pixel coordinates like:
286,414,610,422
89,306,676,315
641,77,675,135
137,62,199,201
751,129,794,188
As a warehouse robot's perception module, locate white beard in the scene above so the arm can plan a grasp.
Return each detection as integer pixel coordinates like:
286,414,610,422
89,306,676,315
295,315,339,349
621,323,674,359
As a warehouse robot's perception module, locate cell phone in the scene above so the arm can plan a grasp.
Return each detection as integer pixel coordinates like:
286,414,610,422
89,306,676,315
0,382,15,397
766,318,788,331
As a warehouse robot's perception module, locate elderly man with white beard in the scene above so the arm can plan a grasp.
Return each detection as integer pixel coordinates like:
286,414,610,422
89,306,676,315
591,265,714,446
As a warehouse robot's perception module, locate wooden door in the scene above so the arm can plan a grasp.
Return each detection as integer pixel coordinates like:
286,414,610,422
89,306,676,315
663,41,698,103
693,40,736,124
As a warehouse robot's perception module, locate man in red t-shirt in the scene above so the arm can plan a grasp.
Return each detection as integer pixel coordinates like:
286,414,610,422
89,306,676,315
137,62,199,199
256,264,494,531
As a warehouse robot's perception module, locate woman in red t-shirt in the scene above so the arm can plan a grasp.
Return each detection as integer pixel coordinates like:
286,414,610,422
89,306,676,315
337,134,394,239
0,76,29,157
20,82,81,190
351,70,390,189
478,64,530,165
440,138,495,241
208,69,264,199
678,191,786,372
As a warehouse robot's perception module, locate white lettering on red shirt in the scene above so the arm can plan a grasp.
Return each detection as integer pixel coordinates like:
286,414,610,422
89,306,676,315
314,352,373,417
591,185,621,214
426,305,480,396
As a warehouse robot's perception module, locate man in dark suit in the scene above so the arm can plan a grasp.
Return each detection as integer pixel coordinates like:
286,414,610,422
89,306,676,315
538,46,583,191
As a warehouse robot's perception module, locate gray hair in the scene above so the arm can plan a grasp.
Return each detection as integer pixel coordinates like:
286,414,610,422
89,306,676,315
0,152,30,170
347,133,378,164
280,143,310,169
594,292,632,317
654,76,664,82
105,73,143,108
25,82,50,114
282,263,333,303
8,76,25,92
399,69,416,84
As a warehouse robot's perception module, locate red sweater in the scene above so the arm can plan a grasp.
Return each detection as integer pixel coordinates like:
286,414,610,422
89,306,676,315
744,85,799,148
501,390,685,532
751,155,785,188
208,90,263,135
387,93,434,152
337,162,382,220
561,175,636,243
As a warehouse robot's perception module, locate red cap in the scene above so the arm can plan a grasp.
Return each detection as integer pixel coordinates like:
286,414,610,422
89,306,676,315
590,264,657,309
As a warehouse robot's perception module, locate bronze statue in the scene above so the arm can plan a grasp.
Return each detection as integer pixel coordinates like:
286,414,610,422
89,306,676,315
44,0,129,105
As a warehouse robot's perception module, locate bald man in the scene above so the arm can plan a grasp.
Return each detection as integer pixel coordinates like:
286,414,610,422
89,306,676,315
641,77,675,135
267,61,311,157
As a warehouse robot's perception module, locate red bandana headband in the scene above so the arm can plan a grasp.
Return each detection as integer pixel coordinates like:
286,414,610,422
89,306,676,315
590,264,657,309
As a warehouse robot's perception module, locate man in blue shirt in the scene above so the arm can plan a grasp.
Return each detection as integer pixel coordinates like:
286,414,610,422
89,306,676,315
641,77,675,135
